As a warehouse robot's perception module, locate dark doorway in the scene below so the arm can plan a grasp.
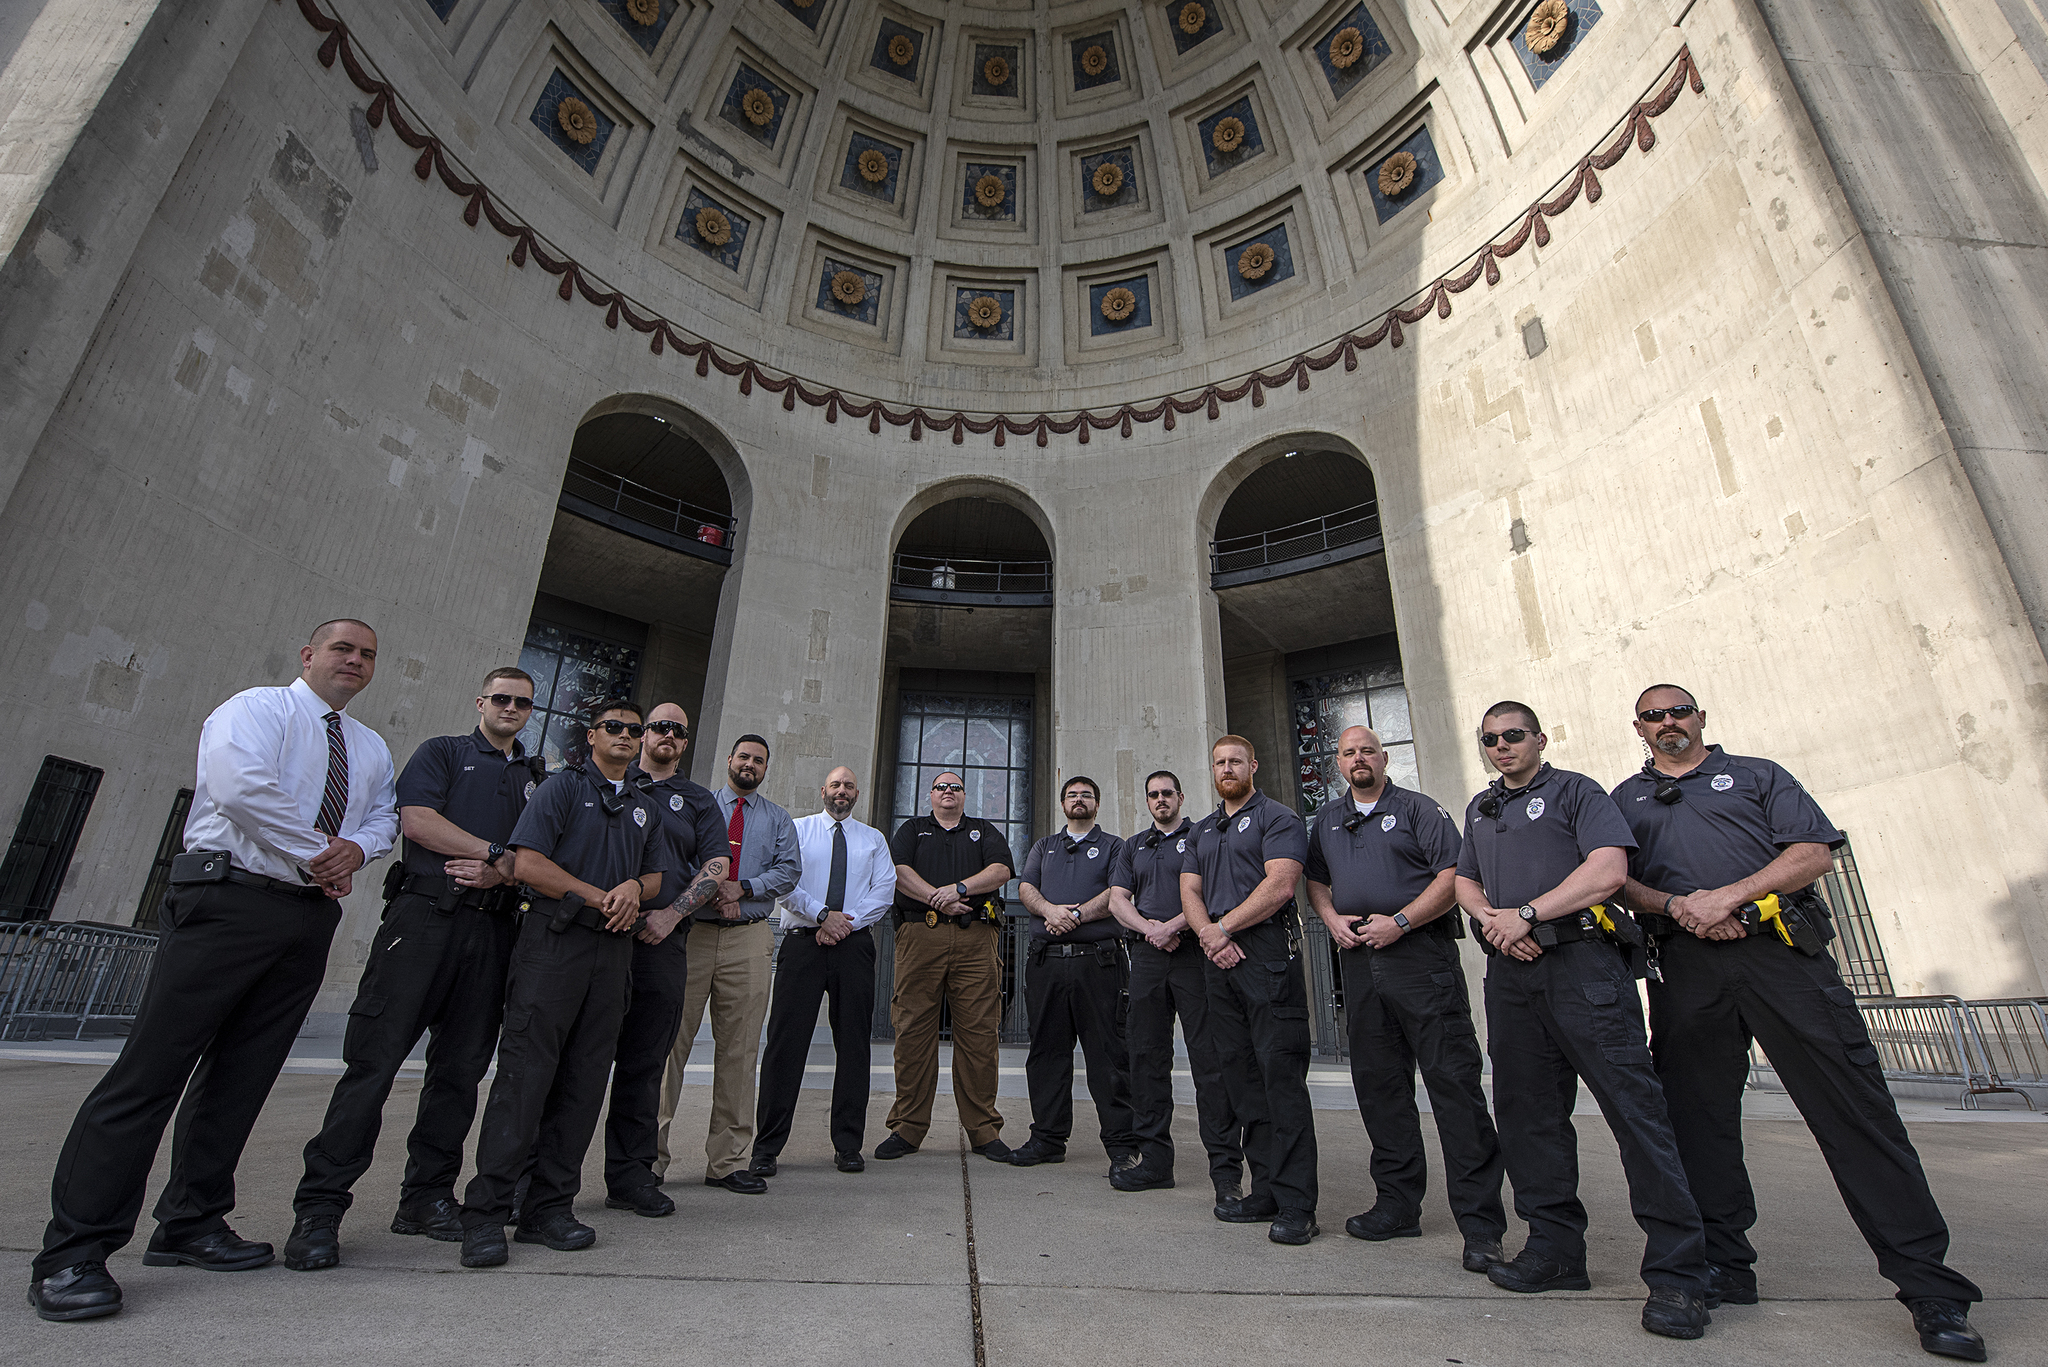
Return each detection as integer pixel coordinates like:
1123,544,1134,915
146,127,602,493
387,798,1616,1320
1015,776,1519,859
0,757,104,921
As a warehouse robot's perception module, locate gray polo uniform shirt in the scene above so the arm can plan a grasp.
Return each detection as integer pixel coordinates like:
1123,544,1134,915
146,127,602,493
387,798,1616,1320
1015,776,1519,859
1109,819,1194,922
1306,781,1462,925
1180,789,1309,928
507,762,664,893
1020,826,1126,943
1455,763,1635,912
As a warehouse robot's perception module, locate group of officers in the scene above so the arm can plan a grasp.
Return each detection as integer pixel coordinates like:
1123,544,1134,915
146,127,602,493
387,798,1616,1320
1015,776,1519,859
23,620,1989,1362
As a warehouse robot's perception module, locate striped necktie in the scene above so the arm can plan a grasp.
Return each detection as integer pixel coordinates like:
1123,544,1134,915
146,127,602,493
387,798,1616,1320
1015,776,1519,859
315,711,349,838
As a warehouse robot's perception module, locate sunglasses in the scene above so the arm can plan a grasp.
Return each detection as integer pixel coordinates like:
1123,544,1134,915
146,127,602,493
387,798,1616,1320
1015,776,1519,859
1145,789,1178,801
594,720,646,737
1638,704,1701,723
1479,728,1531,747
483,694,534,710
644,721,688,738
931,783,965,793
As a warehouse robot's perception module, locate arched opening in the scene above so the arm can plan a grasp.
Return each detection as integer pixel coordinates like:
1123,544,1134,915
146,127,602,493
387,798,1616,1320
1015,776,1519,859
516,404,744,773
1201,436,1412,1058
872,486,1055,1041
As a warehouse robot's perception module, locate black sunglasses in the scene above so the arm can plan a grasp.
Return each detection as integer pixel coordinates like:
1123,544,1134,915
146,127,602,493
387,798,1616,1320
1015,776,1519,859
931,782,965,793
483,694,535,710
644,721,688,738
1145,789,1178,801
1479,728,1531,747
1638,704,1701,723
594,720,645,737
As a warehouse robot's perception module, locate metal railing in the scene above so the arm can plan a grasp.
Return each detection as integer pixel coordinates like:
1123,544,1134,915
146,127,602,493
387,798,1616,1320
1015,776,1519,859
1209,499,1382,583
559,459,735,559
1747,994,2046,1108
889,553,1054,605
1961,998,2048,1104
0,920,160,1040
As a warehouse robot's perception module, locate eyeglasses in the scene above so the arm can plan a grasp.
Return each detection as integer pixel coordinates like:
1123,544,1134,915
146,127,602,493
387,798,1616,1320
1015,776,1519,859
931,783,965,793
1479,729,1531,747
644,721,688,738
1638,704,1701,723
594,720,646,737
483,694,535,710
1145,789,1177,801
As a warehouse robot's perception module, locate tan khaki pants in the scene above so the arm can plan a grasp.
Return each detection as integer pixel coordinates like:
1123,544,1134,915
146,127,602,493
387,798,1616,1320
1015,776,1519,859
886,918,1004,1148
655,918,773,1180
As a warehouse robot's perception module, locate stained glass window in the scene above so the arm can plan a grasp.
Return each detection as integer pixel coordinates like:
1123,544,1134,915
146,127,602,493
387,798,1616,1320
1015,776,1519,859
891,692,1035,867
515,622,642,773
1291,660,1415,815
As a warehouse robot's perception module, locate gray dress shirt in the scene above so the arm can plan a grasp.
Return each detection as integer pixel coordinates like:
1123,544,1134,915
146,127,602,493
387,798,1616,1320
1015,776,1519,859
709,785,802,923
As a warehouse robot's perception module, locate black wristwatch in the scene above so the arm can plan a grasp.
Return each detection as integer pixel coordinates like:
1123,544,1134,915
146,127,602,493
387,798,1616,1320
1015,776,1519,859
956,881,970,900
739,879,753,899
1518,904,1539,924
487,842,507,866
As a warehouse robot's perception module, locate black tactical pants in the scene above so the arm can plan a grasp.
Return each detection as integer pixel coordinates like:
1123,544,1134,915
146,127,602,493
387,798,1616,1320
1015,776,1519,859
1127,937,1242,1190
1022,939,1137,1154
1485,940,1706,1291
1204,921,1319,1215
295,893,516,1216
461,914,634,1229
1340,931,1505,1237
755,927,877,1160
1650,932,1981,1304
602,929,689,1196
37,881,340,1277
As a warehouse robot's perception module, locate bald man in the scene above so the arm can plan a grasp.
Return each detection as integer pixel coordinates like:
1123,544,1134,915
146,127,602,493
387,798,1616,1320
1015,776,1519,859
751,767,896,1173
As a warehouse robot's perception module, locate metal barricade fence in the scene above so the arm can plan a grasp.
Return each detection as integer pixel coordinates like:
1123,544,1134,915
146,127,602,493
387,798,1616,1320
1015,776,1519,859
0,921,160,1040
1961,998,2048,1107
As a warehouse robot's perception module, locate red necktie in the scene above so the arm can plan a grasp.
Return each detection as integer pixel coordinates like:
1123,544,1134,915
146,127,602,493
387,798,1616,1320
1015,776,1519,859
727,797,745,867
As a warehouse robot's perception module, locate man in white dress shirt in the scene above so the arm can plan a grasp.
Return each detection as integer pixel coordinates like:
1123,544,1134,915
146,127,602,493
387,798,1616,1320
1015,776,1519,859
30,619,397,1322
750,766,895,1174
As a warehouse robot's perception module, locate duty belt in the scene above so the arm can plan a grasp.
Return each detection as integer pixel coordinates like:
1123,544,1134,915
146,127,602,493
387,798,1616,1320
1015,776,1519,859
398,872,516,914
1033,940,1120,960
519,893,640,935
1639,891,1827,957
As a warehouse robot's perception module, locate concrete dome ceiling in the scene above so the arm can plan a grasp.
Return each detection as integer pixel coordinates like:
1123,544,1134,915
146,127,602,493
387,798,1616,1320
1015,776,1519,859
325,0,1643,412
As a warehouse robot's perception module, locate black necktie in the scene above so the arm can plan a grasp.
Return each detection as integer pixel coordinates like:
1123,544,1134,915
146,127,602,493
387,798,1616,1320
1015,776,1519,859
825,821,847,920
315,712,349,838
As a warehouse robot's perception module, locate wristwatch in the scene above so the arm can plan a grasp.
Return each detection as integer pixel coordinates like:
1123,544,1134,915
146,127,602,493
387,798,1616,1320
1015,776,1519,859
956,881,970,900
486,842,506,865
1391,912,1411,931
1518,905,1539,924
739,879,753,899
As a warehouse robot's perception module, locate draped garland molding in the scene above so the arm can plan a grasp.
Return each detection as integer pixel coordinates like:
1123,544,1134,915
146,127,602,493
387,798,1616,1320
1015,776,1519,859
289,0,1705,447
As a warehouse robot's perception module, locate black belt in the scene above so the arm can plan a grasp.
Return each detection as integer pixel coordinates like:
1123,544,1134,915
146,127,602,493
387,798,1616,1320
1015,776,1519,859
224,868,330,901
1035,940,1120,959
787,924,870,938
523,895,638,935
400,873,515,913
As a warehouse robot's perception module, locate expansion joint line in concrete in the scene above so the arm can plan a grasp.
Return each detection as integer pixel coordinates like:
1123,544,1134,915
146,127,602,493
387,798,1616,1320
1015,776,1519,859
284,0,1703,446
957,1133,989,1367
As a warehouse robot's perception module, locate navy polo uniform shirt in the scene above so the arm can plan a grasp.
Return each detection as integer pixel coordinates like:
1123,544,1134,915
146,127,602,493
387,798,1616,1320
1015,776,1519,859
1020,826,1126,943
1456,764,1636,912
1180,790,1310,926
1109,819,1194,922
1306,781,1462,924
1610,746,1842,908
629,765,726,911
393,729,541,877
889,815,1016,919
507,762,664,894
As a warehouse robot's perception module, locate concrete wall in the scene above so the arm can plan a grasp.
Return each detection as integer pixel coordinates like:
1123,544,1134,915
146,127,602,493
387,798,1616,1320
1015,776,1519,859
1,0,2044,1012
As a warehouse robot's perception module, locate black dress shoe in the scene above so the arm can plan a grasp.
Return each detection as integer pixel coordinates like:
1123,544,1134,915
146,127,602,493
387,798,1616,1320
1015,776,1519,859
705,1170,769,1195
1110,1160,1175,1192
391,1196,464,1242
141,1227,275,1271
1462,1236,1505,1273
283,1214,341,1271
1008,1139,1064,1167
1487,1248,1591,1293
874,1133,918,1160
460,1224,507,1268
973,1137,1014,1163
835,1151,866,1173
605,1185,676,1218
1642,1286,1711,1339
1344,1206,1422,1241
749,1153,778,1178
28,1262,121,1321
1705,1262,1758,1308
1909,1298,1987,1362
1215,1192,1280,1224
514,1212,597,1250
1106,1150,1141,1179
1268,1209,1320,1245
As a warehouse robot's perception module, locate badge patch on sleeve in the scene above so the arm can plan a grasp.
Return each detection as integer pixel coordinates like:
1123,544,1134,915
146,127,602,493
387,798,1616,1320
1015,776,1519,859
1525,797,1545,821
633,807,647,828
1381,814,1397,832
1711,774,1734,792
525,781,538,800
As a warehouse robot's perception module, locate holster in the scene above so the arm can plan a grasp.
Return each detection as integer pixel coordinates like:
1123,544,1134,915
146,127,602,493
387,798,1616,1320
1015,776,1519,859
521,891,640,936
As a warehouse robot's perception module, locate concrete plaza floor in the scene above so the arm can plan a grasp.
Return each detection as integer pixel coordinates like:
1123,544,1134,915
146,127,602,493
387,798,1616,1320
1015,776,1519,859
1,1041,2041,1366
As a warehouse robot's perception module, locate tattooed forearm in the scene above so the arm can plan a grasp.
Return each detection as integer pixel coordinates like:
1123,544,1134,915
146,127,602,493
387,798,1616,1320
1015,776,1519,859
677,857,729,916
